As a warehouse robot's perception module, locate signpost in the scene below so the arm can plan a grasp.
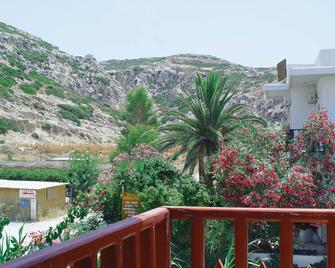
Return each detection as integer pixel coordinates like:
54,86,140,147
121,192,141,220
19,189,36,199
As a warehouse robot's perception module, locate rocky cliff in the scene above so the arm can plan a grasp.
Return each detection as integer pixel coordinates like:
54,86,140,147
102,55,288,124
0,21,287,149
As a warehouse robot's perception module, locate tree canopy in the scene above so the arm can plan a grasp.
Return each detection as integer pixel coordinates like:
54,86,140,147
156,72,267,181
121,86,156,126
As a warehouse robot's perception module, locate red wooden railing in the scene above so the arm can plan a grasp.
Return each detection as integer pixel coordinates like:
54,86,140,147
1,207,170,268
2,206,335,268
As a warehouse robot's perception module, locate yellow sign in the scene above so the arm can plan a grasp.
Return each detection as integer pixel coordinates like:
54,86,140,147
121,192,141,220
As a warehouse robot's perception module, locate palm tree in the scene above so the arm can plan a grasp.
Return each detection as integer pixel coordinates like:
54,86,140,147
156,72,266,183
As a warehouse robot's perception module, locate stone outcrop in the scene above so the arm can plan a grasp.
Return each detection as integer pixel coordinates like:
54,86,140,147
0,21,288,147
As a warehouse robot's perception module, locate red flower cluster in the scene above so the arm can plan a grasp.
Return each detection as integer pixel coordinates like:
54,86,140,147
281,168,316,208
98,144,162,184
213,110,335,209
212,142,316,208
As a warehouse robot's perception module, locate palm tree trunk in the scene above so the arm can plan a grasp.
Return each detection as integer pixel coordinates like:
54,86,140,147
198,145,205,180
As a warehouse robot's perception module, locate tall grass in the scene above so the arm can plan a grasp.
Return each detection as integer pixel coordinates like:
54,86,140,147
32,144,116,155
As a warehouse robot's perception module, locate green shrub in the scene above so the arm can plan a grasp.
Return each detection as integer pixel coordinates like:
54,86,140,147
58,109,81,126
31,132,39,139
100,105,121,121
0,77,16,88
0,85,13,98
57,104,93,125
20,83,37,95
68,152,99,200
58,104,93,119
0,168,68,182
18,49,48,63
45,86,65,99
93,154,210,223
94,76,109,85
7,55,25,70
0,65,24,78
69,60,82,73
35,39,55,51
116,124,158,153
0,117,22,134
121,86,156,125
41,122,52,131
27,71,54,84
66,90,82,104
32,80,43,90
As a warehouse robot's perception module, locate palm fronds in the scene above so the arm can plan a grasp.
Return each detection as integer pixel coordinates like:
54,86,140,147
156,72,267,177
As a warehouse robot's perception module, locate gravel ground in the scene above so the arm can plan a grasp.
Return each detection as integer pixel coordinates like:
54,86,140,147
2,216,65,240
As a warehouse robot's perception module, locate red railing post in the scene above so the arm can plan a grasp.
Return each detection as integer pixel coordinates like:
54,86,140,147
280,219,293,268
100,243,122,268
72,254,97,268
234,219,248,268
327,219,335,268
155,216,170,268
140,227,156,268
191,217,205,268
122,236,136,268
135,232,142,268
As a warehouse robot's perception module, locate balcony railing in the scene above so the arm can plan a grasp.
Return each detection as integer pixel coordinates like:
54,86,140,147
2,206,335,268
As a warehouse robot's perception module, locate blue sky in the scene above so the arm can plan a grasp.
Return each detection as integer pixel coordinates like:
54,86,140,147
1,0,334,67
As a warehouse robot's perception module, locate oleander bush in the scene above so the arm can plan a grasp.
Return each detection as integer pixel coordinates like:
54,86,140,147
212,125,317,208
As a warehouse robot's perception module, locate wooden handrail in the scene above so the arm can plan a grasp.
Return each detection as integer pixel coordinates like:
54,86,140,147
166,206,335,268
2,206,335,268
1,207,170,268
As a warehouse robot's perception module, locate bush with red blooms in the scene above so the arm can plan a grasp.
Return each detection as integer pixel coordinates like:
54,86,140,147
290,110,335,208
213,140,316,208
213,110,335,209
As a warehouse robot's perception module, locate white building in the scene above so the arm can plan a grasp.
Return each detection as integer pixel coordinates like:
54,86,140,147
264,49,335,132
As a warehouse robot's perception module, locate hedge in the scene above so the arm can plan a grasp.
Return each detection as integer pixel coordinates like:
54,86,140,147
0,168,69,182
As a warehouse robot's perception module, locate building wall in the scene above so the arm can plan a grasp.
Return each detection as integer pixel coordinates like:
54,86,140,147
0,185,65,221
0,188,31,221
317,76,335,121
37,185,66,220
290,86,317,129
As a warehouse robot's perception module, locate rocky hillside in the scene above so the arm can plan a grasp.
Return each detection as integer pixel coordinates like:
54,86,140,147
0,22,122,146
102,55,287,124
0,21,287,150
